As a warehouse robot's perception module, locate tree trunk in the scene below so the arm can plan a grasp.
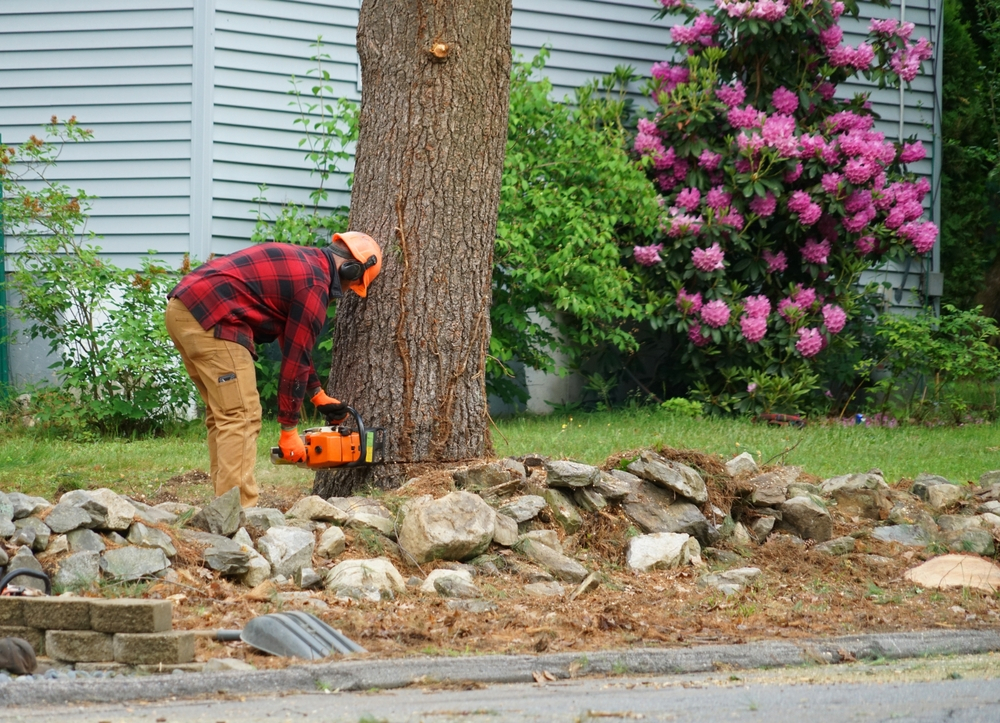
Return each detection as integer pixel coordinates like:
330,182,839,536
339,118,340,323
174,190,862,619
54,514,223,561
973,252,1000,321
314,0,512,497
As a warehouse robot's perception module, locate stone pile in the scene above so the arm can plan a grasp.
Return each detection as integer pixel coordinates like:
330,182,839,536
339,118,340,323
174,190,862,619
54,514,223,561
4,451,1000,610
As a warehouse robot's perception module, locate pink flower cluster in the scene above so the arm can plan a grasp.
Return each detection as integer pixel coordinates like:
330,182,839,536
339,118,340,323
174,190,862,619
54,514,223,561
800,238,831,264
890,37,933,82
739,294,771,343
829,43,875,70
714,0,788,21
822,304,847,334
651,62,690,93
716,81,746,108
779,285,817,322
676,289,703,315
786,190,822,226
762,249,787,273
771,86,799,114
795,327,824,357
701,299,731,327
633,243,663,266
692,242,725,271
671,14,719,46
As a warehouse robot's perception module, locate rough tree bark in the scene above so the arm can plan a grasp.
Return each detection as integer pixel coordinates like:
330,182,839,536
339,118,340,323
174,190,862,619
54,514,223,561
314,0,512,497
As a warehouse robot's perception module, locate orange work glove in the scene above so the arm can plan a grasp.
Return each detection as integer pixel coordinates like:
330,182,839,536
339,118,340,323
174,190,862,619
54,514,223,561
278,428,307,464
311,390,349,424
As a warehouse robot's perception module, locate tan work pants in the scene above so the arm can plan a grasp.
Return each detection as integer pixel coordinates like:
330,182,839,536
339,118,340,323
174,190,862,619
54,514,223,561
165,298,261,508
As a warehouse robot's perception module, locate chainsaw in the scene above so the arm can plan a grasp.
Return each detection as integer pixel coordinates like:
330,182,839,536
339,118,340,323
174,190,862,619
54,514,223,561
270,405,385,469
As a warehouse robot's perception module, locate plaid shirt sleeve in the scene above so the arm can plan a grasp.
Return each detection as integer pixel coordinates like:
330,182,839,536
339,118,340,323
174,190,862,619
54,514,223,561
276,286,329,428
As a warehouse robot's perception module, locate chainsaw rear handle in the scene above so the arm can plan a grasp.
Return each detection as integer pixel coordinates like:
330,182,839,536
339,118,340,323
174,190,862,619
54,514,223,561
0,568,51,596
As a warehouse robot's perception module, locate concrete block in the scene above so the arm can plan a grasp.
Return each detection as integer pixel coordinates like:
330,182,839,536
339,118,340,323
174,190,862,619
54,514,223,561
22,597,93,630
0,598,25,626
45,630,114,662
89,599,173,634
0,625,45,655
113,631,195,665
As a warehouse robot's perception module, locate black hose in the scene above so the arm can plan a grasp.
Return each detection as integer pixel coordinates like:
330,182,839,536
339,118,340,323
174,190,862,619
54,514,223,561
0,568,52,595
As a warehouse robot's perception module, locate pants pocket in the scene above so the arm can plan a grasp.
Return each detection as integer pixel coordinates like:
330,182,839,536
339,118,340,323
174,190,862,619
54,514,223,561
217,373,243,413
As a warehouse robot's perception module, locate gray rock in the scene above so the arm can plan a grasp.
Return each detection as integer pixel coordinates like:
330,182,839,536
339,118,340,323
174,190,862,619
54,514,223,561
452,463,511,491
420,569,473,594
327,497,393,520
325,557,405,599
125,498,178,526
524,581,565,597
573,488,607,512
346,513,395,537
316,526,347,559
11,526,36,550
622,479,712,541
44,503,93,534
750,516,776,541
54,551,102,592
725,452,759,477
397,492,495,563
7,547,47,591
699,567,762,595
780,496,832,542
627,451,708,504
242,555,272,588
814,536,857,555
544,460,601,489
927,483,965,512
731,522,753,546
0,547,7,566
57,490,109,528
491,511,519,547
256,526,315,579
703,548,744,566
518,539,588,583
820,473,891,520
243,507,287,531
446,599,498,613
0,518,13,540
888,499,927,525
40,534,69,557
285,496,349,524
0,492,13,525
106,531,128,545
8,492,51,520
188,487,243,537
786,482,822,499
751,485,786,508
979,512,1000,530
978,470,1000,488
179,528,242,551
13,517,50,552
497,495,546,523
978,501,1000,515
947,529,995,556
522,529,562,551
541,488,584,535
126,523,177,557
85,489,137,530
204,547,251,575
912,473,952,500
295,567,323,590
434,575,481,599
626,532,701,572
937,515,982,533
101,546,170,581
569,572,601,601
499,457,527,479
593,471,633,500
872,524,932,547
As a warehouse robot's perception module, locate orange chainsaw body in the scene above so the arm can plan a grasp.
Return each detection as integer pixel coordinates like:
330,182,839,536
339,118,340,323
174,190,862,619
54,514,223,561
270,406,385,470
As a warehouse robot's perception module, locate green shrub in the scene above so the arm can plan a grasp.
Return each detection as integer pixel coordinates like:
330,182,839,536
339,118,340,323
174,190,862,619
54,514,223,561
1,118,194,437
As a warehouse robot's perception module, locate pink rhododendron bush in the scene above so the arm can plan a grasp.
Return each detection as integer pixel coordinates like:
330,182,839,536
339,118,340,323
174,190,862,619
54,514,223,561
632,0,936,414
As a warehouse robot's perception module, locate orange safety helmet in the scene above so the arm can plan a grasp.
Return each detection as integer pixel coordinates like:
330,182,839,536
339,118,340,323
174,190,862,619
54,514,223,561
332,232,382,298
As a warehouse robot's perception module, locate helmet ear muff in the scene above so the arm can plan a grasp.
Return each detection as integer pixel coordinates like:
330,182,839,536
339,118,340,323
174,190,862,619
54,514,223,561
329,243,373,282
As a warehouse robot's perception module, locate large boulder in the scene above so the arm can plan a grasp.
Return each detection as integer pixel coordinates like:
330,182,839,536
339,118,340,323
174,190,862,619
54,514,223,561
127,523,177,557
627,451,708,504
7,548,47,591
43,503,93,534
101,547,170,581
8,492,51,520
725,453,759,477
54,551,102,592
622,481,712,545
541,488,584,535
593,471,633,500
397,492,495,563
497,495,546,523
256,526,315,579
243,507,287,531
626,532,701,572
316,526,347,559
13,517,51,552
325,557,405,600
820,473,891,520
926,483,965,512
779,496,832,542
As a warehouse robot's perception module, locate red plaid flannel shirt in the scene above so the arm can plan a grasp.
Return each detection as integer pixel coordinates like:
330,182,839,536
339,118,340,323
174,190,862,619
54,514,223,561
169,243,342,427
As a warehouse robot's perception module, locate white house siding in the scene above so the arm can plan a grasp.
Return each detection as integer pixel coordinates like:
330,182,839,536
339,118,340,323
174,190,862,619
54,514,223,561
0,1,196,267
210,0,360,254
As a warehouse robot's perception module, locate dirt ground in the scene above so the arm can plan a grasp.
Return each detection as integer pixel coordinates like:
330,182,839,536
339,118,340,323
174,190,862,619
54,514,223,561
108,447,1000,669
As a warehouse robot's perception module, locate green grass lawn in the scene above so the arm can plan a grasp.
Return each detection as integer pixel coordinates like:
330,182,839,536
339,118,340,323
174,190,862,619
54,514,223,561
1,409,998,500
